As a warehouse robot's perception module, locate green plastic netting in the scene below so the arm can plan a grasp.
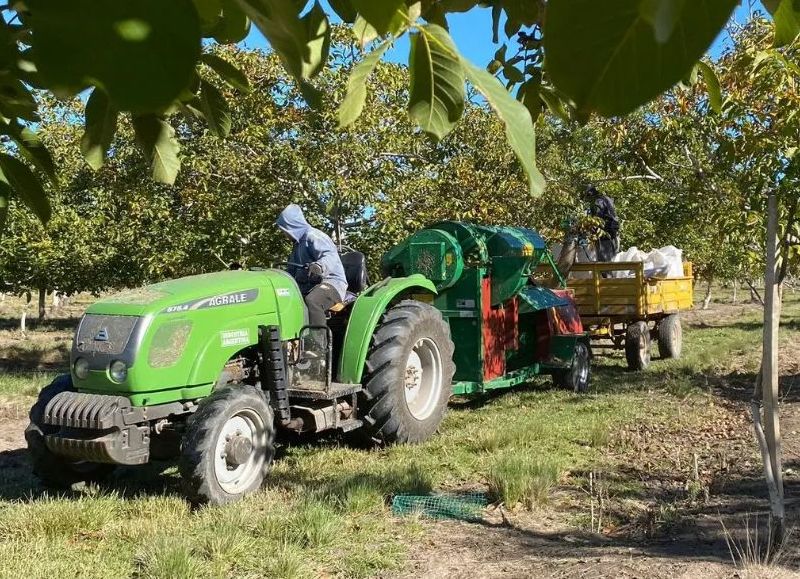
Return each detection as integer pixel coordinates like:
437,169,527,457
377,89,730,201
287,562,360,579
391,492,488,522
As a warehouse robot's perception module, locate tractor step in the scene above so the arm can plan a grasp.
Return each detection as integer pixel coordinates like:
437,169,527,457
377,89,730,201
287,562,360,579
337,418,363,433
288,382,362,400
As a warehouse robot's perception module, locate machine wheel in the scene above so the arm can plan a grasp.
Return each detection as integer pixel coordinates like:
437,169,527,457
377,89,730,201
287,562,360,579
360,300,455,444
553,341,591,393
657,314,683,359
625,321,651,371
179,385,275,505
25,374,115,488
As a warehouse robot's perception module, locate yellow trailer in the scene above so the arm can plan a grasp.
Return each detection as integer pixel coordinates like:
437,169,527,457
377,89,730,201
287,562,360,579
563,261,693,370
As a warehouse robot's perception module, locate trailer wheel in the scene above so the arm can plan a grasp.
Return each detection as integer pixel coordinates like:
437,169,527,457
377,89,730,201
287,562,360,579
553,341,591,393
179,385,275,505
25,374,115,488
625,321,651,371
657,314,682,359
360,300,455,444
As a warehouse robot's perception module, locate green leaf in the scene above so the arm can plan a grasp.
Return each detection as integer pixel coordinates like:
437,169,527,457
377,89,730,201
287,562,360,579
328,0,357,23
639,0,683,44
81,89,119,171
301,1,330,79
0,154,51,223
212,0,251,43
544,0,737,118
408,24,465,140
503,64,524,83
0,79,38,122
503,0,540,27
201,53,251,92
339,40,391,127
351,0,405,35
28,0,202,113
695,61,722,114
539,85,571,123
198,80,231,137
132,115,181,185
462,59,545,196
353,15,379,48
772,0,800,47
236,0,329,82
0,180,9,232
9,126,58,185
518,76,543,124
193,0,223,31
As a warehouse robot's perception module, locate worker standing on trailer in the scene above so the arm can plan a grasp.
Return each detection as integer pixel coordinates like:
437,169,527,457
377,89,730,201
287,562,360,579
585,185,620,262
275,204,347,327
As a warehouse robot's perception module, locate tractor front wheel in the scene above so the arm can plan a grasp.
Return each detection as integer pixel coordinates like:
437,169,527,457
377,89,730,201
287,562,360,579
25,374,115,488
179,385,275,505
625,321,651,371
360,300,456,444
553,341,591,393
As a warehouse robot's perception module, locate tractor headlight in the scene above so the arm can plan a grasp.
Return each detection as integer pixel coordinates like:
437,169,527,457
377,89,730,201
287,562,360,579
109,360,128,383
73,357,90,380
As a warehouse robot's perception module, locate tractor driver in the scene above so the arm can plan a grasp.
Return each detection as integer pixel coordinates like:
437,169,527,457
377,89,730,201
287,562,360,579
275,204,348,328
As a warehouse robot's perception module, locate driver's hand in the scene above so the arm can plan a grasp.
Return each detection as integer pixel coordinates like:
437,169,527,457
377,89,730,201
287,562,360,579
308,262,324,279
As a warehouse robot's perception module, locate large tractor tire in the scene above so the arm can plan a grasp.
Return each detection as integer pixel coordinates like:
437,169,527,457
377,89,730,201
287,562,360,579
360,300,456,444
625,321,651,371
25,374,116,488
657,314,683,359
553,341,591,393
179,385,275,505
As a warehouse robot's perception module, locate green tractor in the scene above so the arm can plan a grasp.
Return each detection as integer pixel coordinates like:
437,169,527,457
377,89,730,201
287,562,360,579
26,221,590,504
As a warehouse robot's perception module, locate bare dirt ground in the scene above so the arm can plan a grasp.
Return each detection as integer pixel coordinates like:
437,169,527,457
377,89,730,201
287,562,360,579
396,301,800,579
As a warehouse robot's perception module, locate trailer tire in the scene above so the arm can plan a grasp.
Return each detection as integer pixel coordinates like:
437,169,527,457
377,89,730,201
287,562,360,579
657,314,682,359
625,321,651,371
553,341,591,393
25,374,115,488
179,385,275,505
360,300,455,445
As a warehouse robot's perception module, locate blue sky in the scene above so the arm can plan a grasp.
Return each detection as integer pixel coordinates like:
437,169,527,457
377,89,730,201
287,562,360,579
240,1,768,67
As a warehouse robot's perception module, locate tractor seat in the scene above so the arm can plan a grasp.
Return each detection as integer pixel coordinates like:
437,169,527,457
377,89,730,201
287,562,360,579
329,250,369,313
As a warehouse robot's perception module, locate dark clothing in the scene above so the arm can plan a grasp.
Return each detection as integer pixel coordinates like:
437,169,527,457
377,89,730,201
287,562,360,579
590,194,620,238
596,237,620,263
305,283,341,327
589,193,620,263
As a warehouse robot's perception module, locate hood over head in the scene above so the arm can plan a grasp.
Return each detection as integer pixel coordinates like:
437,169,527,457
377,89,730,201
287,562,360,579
276,204,310,242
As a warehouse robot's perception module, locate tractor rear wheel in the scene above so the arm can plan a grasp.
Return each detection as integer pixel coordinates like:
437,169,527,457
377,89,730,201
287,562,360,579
179,385,275,505
553,341,591,393
25,374,116,488
657,314,683,359
360,300,455,444
625,321,651,371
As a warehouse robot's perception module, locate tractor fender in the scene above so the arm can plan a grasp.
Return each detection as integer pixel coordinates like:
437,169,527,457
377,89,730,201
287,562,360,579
338,275,437,384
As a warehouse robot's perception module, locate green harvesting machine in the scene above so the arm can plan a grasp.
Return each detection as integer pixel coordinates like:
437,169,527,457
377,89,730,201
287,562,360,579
26,221,589,504
382,221,590,395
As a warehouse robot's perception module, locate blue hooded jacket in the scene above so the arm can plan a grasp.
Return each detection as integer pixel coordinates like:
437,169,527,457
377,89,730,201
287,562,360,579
275,204,348,300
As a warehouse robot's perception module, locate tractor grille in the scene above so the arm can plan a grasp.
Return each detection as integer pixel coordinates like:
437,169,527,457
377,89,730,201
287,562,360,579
74,314,138,356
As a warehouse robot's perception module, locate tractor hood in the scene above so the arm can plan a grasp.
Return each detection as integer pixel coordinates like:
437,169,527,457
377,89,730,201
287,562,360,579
86,270,286,317
72,269,306,404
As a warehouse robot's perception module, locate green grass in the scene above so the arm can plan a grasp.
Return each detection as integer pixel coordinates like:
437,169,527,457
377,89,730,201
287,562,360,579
0,296,795,577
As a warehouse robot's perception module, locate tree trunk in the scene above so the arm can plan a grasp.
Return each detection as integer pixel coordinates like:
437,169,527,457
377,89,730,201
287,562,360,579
702,278,713,310
757,191,785,540
732,280,738,305
38,288,46,320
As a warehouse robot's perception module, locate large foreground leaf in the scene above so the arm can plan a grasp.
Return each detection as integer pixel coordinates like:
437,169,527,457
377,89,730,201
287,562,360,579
81,89,119,170
462,60,545,196
198,80,232,137
768,0,800,47
0,181,9,232
0,154,50,223
29,0,201,113
544,0,737,117
201,53,251,92
695,61,722,114
236,0,329,83
132,115,181,185
338,40,391,127
351,0,405,35
408,24,465,140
